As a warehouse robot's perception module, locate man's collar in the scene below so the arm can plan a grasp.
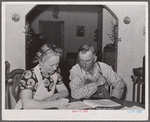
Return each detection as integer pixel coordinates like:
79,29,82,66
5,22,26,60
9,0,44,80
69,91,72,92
79,62,103,75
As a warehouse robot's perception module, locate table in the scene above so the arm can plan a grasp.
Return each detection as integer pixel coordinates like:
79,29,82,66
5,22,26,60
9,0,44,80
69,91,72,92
67,97,145,110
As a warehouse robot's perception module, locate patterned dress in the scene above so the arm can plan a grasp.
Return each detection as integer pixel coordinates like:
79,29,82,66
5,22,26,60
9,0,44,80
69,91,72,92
19,66,63,97
15,64,66,109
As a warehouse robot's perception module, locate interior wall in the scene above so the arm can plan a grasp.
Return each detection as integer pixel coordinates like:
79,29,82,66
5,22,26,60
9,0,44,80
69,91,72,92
102,8,116,50
107,5,146,101
31,11,98,58
4,3,146,101
4,4,34,71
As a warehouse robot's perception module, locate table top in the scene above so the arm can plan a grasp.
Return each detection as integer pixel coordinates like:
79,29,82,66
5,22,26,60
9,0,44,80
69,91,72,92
68,97,145,110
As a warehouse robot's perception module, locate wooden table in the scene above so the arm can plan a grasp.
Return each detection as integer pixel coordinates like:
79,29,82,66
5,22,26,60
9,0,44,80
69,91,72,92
68,97,145,110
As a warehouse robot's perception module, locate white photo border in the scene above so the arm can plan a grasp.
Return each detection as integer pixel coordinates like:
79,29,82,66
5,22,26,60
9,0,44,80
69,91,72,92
2,1,149,121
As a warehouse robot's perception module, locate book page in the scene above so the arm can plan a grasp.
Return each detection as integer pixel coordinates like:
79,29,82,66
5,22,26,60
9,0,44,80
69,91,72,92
59,101,92,110
83,99,122,108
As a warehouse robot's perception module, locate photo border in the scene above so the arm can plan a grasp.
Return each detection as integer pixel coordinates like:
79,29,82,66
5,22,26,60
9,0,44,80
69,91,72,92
1,1,149,121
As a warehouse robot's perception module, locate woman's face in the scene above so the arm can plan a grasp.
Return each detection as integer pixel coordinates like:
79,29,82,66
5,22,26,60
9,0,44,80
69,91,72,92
41,56,60,74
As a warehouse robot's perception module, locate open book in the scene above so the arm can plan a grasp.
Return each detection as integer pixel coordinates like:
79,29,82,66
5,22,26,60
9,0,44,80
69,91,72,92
62,99,121,110
83,99,122,108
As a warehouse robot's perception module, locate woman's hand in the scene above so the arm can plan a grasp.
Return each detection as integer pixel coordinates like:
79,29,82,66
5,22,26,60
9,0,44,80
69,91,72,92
55,98,69,109
44,94,58,101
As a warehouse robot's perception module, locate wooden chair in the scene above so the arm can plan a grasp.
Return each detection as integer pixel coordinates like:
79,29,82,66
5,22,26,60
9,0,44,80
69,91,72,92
66,52,78,69
5,69,24,109
131,67,145,103
131,75,144,103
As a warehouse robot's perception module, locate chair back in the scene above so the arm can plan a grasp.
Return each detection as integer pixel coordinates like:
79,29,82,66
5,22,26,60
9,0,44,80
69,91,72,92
66,52,78,70
6,72,23,109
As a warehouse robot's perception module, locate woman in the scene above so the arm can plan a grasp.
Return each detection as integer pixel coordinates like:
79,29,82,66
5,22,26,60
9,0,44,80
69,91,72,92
15,43,69,109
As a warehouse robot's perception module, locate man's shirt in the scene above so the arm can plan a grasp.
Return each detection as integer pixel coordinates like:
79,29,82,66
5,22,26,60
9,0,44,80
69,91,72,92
69,62,125,99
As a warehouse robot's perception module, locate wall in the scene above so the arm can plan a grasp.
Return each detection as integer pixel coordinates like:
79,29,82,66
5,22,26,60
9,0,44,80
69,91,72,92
4,3,146,101
102,8,116,49
107,5,146,101
31,11,98,58
4,4,34,70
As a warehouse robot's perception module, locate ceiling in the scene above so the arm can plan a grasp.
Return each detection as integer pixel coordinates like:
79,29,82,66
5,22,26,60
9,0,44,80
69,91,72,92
27,5,104,21
34,5,103,13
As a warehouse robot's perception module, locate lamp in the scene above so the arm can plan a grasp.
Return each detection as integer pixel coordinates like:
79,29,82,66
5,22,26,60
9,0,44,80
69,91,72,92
52,6,59,19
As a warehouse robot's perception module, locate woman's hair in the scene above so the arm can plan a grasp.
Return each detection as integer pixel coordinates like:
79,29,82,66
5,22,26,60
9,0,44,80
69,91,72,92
78,44,96,55
32,43,62,64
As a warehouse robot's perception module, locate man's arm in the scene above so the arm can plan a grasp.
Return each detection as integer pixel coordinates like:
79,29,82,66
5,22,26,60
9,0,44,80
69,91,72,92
69,68,99,99
111,79,125,99
101,63,125,99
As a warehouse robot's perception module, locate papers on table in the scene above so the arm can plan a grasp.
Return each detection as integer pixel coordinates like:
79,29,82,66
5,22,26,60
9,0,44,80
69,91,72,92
120,106,144,110
60,101,92,110
59,99,144,110
60,99,122,110
83,99,122,108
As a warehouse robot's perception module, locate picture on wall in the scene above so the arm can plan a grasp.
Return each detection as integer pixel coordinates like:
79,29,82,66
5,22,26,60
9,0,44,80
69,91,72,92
76,26,84,37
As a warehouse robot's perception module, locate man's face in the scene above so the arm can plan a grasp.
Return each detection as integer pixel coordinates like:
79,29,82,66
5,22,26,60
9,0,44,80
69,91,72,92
79,51,96,72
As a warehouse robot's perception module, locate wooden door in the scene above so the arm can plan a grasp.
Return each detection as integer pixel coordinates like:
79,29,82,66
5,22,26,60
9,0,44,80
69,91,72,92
39,21,64,59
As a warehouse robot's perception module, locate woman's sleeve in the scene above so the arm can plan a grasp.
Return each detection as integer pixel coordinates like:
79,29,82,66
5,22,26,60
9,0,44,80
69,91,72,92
19,70,37,91
69,67,98,99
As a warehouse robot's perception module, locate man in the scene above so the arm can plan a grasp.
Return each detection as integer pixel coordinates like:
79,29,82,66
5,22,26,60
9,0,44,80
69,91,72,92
69,44,125,99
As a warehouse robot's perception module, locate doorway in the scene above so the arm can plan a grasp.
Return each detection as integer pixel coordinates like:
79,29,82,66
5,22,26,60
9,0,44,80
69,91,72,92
39,21,64,59
26,5,118,72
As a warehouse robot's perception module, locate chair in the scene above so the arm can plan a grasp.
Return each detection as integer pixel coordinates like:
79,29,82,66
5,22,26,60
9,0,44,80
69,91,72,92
131,67,145,103
5,69,24,109
63,52,78,96
66,52,78,69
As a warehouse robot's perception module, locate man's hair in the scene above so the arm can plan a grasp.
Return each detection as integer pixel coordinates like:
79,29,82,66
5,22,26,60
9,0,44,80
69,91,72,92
78,44,96,55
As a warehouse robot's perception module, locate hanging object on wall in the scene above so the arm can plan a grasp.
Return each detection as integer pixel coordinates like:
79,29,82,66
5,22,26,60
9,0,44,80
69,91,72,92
76,26,84,37
124,16,131,24
12,13,20,22
94,29,98,42
52,6,59,19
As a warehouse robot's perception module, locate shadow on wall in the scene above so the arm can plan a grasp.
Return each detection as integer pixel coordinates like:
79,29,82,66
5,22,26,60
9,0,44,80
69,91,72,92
121,84,127,100
59,52,78,97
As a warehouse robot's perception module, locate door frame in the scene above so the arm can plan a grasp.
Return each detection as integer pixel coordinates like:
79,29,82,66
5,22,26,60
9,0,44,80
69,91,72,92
102,5,118,72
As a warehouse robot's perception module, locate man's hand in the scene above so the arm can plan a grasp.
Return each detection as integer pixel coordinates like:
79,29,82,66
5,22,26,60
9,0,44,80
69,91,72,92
96,76,107,86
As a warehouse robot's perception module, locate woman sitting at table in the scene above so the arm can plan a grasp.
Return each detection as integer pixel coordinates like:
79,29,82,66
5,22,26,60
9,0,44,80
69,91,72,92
15,43,69,109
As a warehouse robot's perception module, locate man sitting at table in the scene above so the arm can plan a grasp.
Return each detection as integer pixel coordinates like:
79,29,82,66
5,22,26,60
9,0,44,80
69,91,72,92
69,44,125,100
